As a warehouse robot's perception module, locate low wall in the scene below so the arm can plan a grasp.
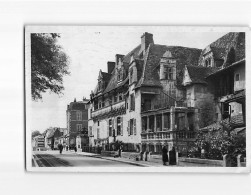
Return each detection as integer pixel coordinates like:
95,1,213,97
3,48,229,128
179,157,223,167
101,151,118,157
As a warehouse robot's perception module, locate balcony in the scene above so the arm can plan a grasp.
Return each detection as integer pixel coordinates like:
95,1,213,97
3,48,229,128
141,99,187,112
141,130,196,141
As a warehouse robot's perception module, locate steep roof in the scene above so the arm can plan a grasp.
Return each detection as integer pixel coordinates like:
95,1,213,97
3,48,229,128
186,66,220,84
137,44,202,88
93,45,142,96
68,101,87,110
101,71,112,82
46,128,57,139
200,114,244,131
199,32,245,66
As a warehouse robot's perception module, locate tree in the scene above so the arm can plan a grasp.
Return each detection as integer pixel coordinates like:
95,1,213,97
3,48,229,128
31,33,70,100
188,127,246,166
32,130,41,138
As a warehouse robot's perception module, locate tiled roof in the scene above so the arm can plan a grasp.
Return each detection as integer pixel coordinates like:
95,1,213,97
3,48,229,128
46,128,57,139
101,71,112,82
200,114,245,131
186,66,220,84
68,101,87,110
199,32,245,67
138,44,202,88
94,45,142,96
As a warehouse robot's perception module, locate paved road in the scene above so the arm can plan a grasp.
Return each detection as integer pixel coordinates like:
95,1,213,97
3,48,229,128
33,151,138,167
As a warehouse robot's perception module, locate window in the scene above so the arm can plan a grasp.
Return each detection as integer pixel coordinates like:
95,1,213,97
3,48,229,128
235,74,240,81
114,94,118,103
97,128,100,139
109,119,113,137
164,66,173,80
130,119,134,135
117,69,123,81
118,93,123,101
128,118,136,135
117,117,121,135
130,94,135,111
168,67,173,80
76,124,82,132
76,111,82,121
98,80,102,91
129,69,133,84
89,126,92,136
205,58,212,67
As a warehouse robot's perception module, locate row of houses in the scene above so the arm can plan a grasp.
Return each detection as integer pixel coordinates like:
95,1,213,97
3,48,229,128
86,32,246,154
32,98,90,151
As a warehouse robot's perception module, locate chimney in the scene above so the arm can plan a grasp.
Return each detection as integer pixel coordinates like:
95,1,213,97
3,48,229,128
107,61,115,74
140,32,154,53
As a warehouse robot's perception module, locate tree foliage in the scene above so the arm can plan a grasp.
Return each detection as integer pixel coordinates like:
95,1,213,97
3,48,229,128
32,130,41,138
31,33,70,100
188,127,246,166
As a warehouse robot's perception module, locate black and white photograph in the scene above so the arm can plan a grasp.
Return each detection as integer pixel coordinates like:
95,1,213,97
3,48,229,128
25,26,249,172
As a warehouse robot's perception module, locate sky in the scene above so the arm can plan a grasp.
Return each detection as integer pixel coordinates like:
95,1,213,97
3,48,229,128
30,26,228,133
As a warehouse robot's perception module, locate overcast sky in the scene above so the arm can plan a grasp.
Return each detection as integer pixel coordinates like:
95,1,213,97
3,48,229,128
30,26,228,133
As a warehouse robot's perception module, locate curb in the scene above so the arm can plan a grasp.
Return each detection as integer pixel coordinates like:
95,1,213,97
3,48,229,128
75,152,152,167
32,154,39,167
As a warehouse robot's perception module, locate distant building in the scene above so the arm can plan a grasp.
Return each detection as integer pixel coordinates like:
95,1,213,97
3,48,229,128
32,135,45,151
66,98,89,149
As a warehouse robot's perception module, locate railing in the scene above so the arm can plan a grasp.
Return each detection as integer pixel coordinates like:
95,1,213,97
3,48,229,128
141,131,171,140
141,130,196,141
175,100,187,107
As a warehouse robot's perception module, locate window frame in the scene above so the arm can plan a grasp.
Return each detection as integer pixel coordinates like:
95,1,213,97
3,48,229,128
76,111,82,121
117,117,121,135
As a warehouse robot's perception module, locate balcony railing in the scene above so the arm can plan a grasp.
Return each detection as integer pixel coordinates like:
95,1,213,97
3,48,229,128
141,100,187,112
141,130,196,141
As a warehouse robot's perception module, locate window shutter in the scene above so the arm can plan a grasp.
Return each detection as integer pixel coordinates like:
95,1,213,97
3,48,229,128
127,121,130,135
107,119,109,137
134,119,136,135
121,116,123,136
114,117,117,136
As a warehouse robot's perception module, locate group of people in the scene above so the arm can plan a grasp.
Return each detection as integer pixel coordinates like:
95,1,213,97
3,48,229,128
57,144,77,154
162,146,177,166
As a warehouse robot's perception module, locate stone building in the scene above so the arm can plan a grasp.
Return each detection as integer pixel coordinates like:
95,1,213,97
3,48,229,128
66,98,89,149
88,32,204,153
88,32,245,154
182,32,246,133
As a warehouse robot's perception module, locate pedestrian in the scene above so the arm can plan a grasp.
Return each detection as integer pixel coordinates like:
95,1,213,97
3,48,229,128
58,144,63,154
169,146,177,165
118,145,122,158
74,146,77,153
162,145,168,166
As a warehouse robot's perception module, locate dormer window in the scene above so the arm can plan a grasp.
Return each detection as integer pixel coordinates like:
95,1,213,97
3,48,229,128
98,80,103,91
117,69,123,82
163,66,174,80
205,58,212,67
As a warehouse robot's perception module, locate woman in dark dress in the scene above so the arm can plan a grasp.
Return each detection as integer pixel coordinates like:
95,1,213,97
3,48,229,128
169,146,176,165
162,146,168,165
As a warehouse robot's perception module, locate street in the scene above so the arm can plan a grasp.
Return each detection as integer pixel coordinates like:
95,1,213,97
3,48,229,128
33,151,139,167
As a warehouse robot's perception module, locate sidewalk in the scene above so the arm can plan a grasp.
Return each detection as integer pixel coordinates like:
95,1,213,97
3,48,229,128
70,150,173,167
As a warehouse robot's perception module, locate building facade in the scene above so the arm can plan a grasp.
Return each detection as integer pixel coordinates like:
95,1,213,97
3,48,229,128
66,98,89,149
88,32,207,153
88,32,245,154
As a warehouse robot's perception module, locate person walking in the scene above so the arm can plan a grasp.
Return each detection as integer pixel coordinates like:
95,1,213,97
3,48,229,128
118,145,122,158
169,146,177,165
58,143,63,154
162,145,169,166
